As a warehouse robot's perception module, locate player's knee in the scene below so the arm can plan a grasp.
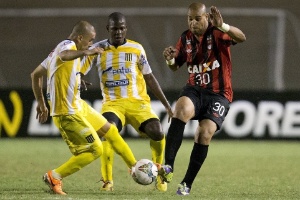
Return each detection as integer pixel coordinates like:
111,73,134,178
92,143,103,158
148,132,164,141
197,129,213,144
145,127,164,140
142,120,164,141
146,130,164,141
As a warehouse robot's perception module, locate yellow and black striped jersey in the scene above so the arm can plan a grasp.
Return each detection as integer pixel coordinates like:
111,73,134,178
81,39,152,103
41,39,82,116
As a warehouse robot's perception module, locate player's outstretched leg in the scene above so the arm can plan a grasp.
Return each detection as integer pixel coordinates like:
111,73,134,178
43,170,66,195
100,140,114,191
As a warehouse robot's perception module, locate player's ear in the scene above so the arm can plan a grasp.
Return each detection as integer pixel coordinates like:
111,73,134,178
78,35,83,41
106,25,109,32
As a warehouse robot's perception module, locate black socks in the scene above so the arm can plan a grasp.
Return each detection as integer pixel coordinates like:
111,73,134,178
182,142,209,189
165,118,186,170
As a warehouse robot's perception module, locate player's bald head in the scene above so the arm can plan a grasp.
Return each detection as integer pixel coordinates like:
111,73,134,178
188,2,206,14
71,20,95,37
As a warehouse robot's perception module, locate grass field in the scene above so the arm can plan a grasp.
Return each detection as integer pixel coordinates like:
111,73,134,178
0,138,299,200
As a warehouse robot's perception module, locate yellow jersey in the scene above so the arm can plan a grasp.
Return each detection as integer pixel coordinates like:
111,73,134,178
41,40,82,116
81,39,152,103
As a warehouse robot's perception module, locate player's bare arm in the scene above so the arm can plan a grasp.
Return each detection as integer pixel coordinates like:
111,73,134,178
59,47,104,61
143,73,173,121
30,65,48,123
210,6,246,43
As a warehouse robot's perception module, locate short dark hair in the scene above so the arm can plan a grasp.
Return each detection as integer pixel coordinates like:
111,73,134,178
107,12,126,25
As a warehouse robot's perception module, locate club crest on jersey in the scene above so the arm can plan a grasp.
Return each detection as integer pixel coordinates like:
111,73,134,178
125,53,132,61
187,60,220,73
140,54,148,66
186,49,192,53
207,35,212,50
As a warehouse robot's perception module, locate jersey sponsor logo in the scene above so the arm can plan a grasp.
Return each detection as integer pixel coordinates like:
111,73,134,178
188,60,220,85
187,60,220,73
103,67,132,75
103,67,112,74
125,53,132,61
105,79,129,87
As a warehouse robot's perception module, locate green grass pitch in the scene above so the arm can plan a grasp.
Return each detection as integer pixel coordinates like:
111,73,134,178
0,138,299,199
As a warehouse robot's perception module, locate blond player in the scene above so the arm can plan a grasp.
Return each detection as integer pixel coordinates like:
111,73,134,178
31,21,138,195
81,12,173,192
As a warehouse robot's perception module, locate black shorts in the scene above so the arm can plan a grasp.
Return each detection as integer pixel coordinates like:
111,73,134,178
179,85,230,130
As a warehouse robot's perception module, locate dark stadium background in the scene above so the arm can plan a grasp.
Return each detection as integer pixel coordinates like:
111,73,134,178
1,0,300,139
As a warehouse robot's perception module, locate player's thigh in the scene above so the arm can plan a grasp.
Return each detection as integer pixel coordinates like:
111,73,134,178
201,92,230,130
126,100,160,136
53,114,102,155
81,100,108,131
101,101,126,128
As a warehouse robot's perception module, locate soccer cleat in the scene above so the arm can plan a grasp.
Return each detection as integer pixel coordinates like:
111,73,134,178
155,175,167,192
100,179,114,191
43,170,66,195
156,164,173,183
176,182,190,195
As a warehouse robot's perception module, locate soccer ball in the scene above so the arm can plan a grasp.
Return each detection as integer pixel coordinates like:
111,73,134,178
131,159,158,185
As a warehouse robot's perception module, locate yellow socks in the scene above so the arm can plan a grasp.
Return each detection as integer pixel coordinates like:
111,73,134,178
100,140,114,181
103,124,136,168
150,135,165,164
55,144,102,178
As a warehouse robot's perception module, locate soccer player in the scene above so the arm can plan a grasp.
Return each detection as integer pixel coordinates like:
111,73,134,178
31,20,137,195
80,12,173,192
162,3,246,195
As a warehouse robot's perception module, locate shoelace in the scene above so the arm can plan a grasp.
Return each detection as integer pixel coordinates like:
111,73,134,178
96,178,112,187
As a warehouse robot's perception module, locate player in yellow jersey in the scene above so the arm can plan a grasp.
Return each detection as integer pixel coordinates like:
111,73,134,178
81,12,174,192
31,20,138,195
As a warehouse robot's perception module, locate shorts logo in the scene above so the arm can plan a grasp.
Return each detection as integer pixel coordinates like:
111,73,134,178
86,134,95,143
213,112,220,118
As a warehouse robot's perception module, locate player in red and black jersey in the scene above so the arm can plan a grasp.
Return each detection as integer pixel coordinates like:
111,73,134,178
162,3,246,195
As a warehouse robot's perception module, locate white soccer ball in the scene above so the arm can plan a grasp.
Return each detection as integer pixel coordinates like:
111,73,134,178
131,159,158,185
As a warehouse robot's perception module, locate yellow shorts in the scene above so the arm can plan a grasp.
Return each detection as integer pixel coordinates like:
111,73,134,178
53,113,102,156
80,99,108,131
101,99,159,135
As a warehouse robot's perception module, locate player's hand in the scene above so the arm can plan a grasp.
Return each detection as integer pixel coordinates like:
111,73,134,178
84,47,104,56
36,103,48,123
79,73,92,92
80,79,92,92
209,6,223,27
163,46,177,61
